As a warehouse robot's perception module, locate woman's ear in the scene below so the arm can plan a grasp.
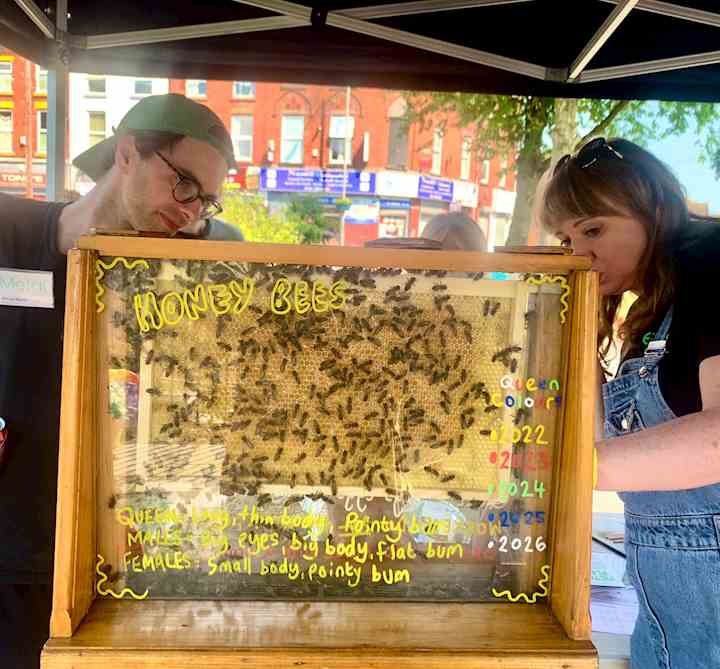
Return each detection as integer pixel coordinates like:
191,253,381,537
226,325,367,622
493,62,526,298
114,135,137,175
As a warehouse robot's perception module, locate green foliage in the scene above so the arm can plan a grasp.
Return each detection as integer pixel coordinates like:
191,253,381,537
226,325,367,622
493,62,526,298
405,92,720,243
286,195,336,244
406,93,720,168
219,193,301,244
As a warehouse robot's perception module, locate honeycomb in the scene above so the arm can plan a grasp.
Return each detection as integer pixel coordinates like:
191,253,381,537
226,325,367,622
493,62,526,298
99,259,543,503
96,256,565,602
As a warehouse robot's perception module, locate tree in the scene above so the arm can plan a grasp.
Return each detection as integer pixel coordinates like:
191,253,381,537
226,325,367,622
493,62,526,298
286,194,336,244
219,193,301,244
405,93,720,244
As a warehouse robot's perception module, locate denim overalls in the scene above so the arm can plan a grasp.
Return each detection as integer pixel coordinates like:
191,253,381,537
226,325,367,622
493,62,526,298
602,307,720,668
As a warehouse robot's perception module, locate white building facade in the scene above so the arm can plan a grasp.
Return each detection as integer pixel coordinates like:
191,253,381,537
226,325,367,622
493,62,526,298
68,74,169,195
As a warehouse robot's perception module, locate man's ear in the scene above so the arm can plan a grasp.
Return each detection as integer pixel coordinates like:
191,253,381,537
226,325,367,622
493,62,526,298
115,135,137,175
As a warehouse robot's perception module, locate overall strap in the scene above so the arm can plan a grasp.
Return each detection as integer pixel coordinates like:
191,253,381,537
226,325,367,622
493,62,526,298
643,306,673,363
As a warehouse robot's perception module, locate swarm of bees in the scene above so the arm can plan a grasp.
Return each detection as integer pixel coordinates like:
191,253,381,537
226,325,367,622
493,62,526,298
103,260,526,506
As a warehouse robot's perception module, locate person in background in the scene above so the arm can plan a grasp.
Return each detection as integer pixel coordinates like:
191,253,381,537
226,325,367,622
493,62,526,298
540,137,720,669
364,211,486,252
0,93,242,668
421,211,487,251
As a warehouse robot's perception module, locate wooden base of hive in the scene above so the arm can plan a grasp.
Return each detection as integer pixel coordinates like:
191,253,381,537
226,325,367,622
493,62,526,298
42,599,598,669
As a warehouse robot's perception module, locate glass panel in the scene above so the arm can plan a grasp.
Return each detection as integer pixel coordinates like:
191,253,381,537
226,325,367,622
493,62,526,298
134,79,153,96
0,62,12,92
282,116,303,163
36,66,48,94
481,160,490,184
329,116,354,139
89,112,106,146
38,111,47,154
88,76,106,95
95,259,564,602
233,115,253,136
387,119,408,168
231,116,253,162
89,112,106,133
0,111,11,153
233,82,255,98
282,115,303,138
432,129,443,175
461,138,472,181
329,138,347,164
187,80,207,97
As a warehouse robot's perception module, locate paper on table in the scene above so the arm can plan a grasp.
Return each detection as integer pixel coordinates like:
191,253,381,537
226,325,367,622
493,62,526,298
591,585,639,636
592,537,627,587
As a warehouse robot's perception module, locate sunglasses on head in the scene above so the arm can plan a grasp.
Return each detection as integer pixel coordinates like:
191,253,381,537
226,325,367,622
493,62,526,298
553,137,624,176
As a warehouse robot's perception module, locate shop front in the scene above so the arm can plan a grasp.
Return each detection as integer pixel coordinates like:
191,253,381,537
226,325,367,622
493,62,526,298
0,162,47,200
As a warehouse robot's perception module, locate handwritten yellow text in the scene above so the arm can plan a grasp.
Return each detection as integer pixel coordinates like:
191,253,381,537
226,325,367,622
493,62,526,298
270,279,346,315
133,278,255,333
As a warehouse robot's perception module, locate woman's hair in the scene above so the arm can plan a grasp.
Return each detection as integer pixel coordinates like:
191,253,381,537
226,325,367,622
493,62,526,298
422,211,487,251
540,138,690,361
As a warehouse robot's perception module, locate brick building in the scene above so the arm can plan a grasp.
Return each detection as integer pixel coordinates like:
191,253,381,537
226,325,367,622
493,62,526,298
0,47,518,247
0,50,50,199
165,79,516,246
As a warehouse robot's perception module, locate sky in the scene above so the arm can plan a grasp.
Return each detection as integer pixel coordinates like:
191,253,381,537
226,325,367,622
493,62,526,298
573,100,720,216
647,132,720,215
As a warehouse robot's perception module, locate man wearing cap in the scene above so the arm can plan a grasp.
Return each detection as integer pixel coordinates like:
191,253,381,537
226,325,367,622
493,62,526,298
0,93,242,668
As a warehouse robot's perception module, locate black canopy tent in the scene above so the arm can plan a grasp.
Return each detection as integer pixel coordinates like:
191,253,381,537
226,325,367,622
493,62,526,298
3,0,720,196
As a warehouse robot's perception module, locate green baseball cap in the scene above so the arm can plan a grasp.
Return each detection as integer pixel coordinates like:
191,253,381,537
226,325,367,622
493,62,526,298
72,93,236,180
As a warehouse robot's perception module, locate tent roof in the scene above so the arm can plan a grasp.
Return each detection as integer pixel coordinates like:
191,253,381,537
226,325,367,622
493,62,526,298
4,0,720,101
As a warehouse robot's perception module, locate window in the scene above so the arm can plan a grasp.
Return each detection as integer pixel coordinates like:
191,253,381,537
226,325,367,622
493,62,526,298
35,66,47,95
233,81,255,98
87,76,106,95
89,111,106,147
231,115,253,162
0,62,12,94
387,118,408,168
480,159,490,184
186,79,206,98
460,137,472,181
0,111,12,153
498,159,508,188
329,115,355,165
431,127,443,175
134,79,153,96
37,110,47,154
281,115,304,164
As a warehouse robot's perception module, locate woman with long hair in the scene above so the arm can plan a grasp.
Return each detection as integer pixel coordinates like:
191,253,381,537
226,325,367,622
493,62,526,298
541,137,720,669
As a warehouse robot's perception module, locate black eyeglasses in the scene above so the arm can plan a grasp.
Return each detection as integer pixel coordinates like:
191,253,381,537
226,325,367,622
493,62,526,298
155,151,223,219
553,137,624,176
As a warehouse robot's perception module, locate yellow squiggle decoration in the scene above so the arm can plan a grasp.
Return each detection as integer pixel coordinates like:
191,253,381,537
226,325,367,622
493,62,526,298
95,257,150,313
526,274,570,324
492,563,550,603
95,554,149,600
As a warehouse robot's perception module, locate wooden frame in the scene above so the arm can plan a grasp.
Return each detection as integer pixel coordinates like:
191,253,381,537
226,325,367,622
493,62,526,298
43,238,598,669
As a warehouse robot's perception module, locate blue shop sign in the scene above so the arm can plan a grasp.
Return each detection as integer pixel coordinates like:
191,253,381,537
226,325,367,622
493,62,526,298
379,198,411,210
418,175,453,202
260,168,376,195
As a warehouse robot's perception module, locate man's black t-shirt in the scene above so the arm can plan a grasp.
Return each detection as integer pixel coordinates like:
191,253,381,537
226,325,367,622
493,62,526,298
0,194,67,583
0,196,245,584
621,219,720,418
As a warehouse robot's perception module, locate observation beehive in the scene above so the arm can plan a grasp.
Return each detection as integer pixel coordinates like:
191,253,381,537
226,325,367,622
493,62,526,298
43,236,598,669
